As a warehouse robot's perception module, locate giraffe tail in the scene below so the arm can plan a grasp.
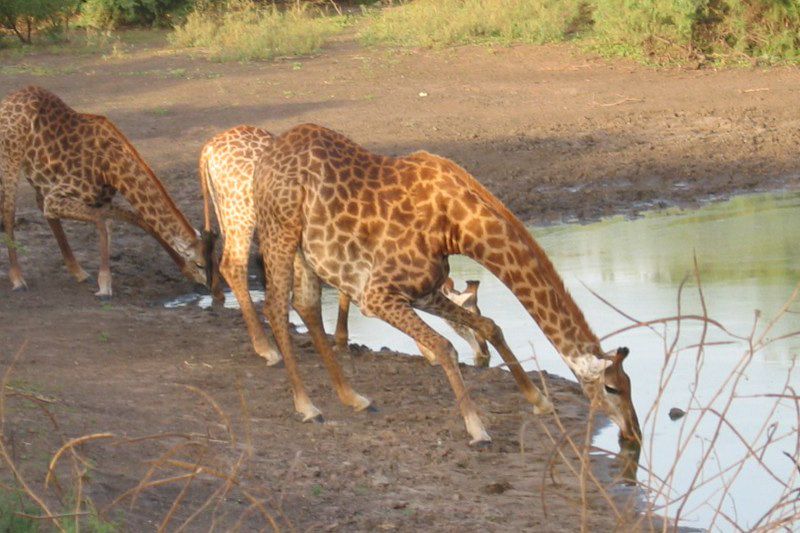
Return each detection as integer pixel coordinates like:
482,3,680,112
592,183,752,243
198,152,218,292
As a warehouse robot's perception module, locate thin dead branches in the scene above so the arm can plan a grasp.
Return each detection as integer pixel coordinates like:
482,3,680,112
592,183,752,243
0,347,286,531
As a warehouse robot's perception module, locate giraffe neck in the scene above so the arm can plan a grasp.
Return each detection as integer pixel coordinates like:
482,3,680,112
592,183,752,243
99,121,199,266
457,213,602,376
430,158,604,381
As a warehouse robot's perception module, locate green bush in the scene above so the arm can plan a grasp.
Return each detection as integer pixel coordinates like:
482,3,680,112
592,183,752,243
590,0,704,61
589,0,800,64
359,0,589,48
170,1,345,60
705,0,800,62
0,0,79,43
79,0,192,29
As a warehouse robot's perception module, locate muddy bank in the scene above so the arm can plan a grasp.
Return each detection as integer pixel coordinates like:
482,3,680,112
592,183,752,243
0,298,638,530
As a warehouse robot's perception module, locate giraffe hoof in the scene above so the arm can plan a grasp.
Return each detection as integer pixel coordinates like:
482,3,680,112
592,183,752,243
470,439,492,449
365,403,379,414
96,294,113,302
11,284,28,292
265,358,284,368
533,399,554,415
309,413,325,424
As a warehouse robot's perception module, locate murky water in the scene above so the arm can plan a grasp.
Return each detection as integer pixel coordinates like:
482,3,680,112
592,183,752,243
167,191,799,529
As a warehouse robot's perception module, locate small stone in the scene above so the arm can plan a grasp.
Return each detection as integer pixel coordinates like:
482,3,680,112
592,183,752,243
371,473,391,487
482,481,512,494
669,407,686,420
418,91,428,97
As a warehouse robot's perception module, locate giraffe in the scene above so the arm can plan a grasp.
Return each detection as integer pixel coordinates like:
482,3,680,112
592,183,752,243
253,124,641,446
0,86,206,297
199,125,488,366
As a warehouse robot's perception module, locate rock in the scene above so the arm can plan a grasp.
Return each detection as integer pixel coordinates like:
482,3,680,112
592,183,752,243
482,481,512,494
371,473,391,487
668,407,686,420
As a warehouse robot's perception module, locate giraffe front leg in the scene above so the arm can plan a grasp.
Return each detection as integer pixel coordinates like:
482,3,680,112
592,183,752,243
42,195,115,299
95,219,112,299
45,218,90,283
293,254,372,412
35,191,90,284
363,290,491,445
416,292,554,415
333,291,351,353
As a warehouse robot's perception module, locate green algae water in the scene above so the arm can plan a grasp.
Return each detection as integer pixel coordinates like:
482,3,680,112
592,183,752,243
168,191,799,529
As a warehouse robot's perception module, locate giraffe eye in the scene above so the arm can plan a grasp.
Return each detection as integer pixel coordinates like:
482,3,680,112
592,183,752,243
604,385,620,395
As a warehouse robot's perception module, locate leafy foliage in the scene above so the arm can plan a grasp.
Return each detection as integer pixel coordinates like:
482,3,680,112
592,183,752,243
0,0,79,43
79,0,193,29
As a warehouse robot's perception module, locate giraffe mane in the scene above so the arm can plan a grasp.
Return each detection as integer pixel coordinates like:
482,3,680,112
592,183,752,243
409,150,601,353
89,115,197,239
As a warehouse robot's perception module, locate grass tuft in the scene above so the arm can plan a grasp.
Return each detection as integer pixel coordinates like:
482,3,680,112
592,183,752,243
358,0,589,48
170,1,345,61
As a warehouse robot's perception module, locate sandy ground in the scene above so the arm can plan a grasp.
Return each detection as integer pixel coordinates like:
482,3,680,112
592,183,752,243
1,33,798,530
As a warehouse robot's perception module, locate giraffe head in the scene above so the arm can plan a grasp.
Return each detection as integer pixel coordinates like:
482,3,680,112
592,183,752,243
175,233,208,286
575,347,641,443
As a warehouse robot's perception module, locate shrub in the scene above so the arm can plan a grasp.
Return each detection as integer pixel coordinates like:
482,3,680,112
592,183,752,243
0,0,79,43
358,0,589,48
589,0,800,64
79,0,193,29
170,1,345,61
589,0,704,61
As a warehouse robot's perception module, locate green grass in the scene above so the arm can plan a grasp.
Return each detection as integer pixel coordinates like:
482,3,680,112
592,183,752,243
169,3,346,61
357,0,800,65
358,0,589,48
588,0,800,65
0,490,39,532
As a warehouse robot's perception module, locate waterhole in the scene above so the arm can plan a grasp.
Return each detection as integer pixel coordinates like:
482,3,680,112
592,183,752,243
165,191,799,528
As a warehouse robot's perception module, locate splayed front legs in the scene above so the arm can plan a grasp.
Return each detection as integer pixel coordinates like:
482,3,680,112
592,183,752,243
415,291,554,416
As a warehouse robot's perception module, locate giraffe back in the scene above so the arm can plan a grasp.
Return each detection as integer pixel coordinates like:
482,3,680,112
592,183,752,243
199,125,274,240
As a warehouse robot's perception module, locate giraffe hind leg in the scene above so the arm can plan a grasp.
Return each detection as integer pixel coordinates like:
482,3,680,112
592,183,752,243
292,252,372,412
219,228,281,365
333,291,351,353
257,195,322,422
0,157,27,290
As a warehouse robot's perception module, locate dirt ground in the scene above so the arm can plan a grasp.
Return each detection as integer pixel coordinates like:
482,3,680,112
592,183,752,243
1,33,798,530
